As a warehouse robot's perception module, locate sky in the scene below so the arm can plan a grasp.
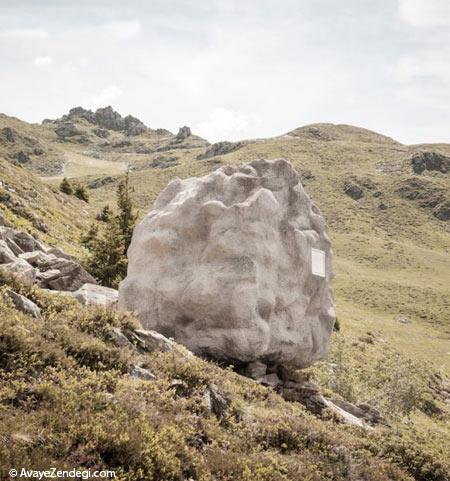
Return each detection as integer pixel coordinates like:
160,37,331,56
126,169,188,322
0,0,449,144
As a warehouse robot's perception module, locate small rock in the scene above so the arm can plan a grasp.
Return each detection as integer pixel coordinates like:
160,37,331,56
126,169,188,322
260,373,281,388
245,361,267,379
107,327,135,350
19,251,56,267
129,365,156,381
55,121,79,139
93,127,110,138
1,258,36,284
203,384,229,419
71,283,118,306
45,246,74,261
7,290,41,319
0,240,17,264
323,399,368,428
1,126,16,143
396,316,411,324
433,200,450,221
5,238,24,256
279,365,309,384
129,329,178,353
344,181,363,200
38,258,96,291
13,231,45,253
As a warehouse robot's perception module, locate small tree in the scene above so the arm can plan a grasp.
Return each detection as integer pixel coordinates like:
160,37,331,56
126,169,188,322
60,177,73,195
81,170,137,287
96,205,113,223
74,184,89,202
81,218,127,287
116,170,138,253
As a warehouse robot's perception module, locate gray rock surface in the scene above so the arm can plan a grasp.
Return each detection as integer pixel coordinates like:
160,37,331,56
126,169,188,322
0,226,97,291
411,151,450,174
2,258,36,283
119,158,336,368
55,121,79,139
0,240,16,264
197,140,244,160
7,290,41,319
176,126,191,140
71,283,118,306
129,365,156,381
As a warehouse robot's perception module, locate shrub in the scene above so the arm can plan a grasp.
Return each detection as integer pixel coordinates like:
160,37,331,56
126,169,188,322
59,177,73,195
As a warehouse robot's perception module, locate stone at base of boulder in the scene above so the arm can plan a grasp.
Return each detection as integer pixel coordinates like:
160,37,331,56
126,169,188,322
244,361,267,380
239,361,383,428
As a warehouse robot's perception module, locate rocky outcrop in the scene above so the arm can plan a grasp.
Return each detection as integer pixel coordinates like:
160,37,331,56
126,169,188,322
396,177,449,221
0,226,96,291
176,126,191,141
119,158,336,369
434,200,450,221
197,141,244,160
55,122,79,139
411,151,450,174
343,176,377,201
124,115,147,136
58,106,148,137
94,106,125,131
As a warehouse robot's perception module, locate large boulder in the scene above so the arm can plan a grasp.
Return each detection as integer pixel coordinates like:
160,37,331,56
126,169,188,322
119,159,336,368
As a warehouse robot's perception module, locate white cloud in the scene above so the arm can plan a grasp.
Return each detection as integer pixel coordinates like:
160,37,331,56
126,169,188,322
100,19,141,39
34,56,52,66
395,49,450,83
398,0,450,27
0,27,49,39
195,108,261,142
84,85,123,109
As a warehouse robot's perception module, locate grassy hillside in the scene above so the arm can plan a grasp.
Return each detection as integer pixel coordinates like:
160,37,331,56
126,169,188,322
0,156,90,255
1,111,449,479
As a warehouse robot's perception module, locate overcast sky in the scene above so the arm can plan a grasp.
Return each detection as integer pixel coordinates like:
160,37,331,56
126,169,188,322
0,0,449,144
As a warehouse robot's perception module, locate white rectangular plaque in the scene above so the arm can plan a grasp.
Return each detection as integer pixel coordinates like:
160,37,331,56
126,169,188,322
311,248,326,277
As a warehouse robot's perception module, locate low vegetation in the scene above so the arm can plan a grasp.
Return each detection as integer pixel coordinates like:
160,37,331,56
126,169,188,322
0,272,448,481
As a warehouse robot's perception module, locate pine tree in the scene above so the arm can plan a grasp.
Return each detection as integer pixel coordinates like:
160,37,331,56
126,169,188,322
74,184,89,202
81,171,137,287
116,170,138,253
82,218,127,287
60,177,73,195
